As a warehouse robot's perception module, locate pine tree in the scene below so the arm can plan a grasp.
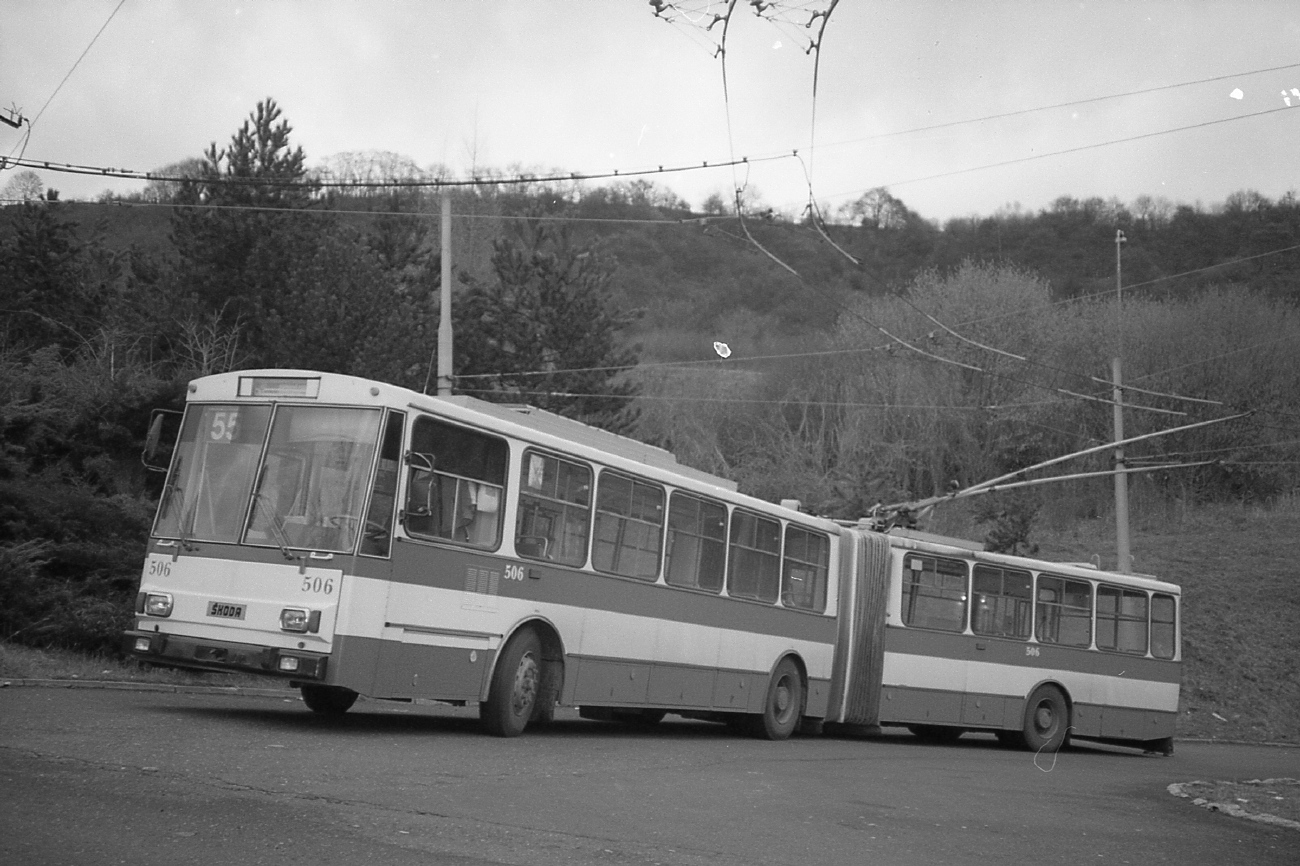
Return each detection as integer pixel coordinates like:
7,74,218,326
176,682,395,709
170,98,321,362
453,223,640,433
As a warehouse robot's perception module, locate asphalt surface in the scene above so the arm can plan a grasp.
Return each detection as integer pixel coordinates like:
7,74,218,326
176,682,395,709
2,682,1298,865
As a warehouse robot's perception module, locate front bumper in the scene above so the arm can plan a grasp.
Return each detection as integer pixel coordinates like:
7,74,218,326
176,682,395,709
123,630,329,680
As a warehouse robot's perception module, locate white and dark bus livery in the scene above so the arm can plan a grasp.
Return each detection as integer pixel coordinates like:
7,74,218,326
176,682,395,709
125,370,1180,752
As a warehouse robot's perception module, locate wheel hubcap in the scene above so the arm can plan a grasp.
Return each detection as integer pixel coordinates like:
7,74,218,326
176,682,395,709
511,653,539,716
773,677,793,720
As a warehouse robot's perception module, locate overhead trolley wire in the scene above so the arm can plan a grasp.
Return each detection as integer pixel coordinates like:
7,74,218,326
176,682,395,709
5,148,800,191
3,0,126,167
809,61,1300,151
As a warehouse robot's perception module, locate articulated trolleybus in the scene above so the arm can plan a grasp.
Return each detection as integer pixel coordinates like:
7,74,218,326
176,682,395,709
126,370,1180,752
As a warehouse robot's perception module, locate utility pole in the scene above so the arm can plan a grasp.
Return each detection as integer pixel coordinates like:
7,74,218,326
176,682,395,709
436,191,453,396
1112,229,1131,572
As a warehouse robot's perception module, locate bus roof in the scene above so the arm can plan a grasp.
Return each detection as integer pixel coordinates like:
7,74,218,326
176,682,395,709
187,369,743,495
877,527,1180,592
441,395,739,492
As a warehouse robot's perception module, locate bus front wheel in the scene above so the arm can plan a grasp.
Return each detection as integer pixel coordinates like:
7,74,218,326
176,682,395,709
481,628,541,737
300,684,357,715
750,658,803,740
1018,684,1070,752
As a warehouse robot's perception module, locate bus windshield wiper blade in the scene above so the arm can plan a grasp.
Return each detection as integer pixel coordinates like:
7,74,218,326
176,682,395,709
251,491,300,562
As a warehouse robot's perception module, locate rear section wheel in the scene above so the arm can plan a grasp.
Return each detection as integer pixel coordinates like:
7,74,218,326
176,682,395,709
1019,684,1070,752
300,685,357,715
481,628,542,737
750,658,803,740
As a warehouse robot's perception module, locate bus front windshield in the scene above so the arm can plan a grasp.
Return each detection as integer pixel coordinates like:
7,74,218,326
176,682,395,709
154,403,383,554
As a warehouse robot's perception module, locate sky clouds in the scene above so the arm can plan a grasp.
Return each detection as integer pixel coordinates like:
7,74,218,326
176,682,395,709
3,1,1299,222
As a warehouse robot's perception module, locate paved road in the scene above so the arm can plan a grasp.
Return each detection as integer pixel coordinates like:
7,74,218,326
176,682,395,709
2,685,1297,865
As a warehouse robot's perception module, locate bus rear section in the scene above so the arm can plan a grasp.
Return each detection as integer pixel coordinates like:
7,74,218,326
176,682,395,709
825,528,1181,754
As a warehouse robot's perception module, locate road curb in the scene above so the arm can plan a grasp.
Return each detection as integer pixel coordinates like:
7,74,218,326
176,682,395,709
1168,780,1300,831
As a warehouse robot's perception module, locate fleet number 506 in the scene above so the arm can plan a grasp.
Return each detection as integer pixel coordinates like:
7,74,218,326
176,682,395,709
301,576,335,594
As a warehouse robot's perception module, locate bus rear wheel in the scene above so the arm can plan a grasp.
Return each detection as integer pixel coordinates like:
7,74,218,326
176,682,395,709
300,685,357,715
1018,684,1070,752
481,628,541,737
750,658,803,740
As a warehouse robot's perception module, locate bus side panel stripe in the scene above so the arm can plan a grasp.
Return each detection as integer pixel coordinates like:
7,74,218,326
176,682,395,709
384,540,839,646
882,624,1181,684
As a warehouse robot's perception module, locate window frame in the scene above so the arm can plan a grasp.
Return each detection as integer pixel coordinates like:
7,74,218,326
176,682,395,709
514,448,593,566
591,469,666,581
1034,574,1093,648
726,508,782,604
971,564,1033,640
359,410,406,558
781,524,830,613
664,490,728,594
1096,584,1150,656
1150,592,1178,660
401,415,508,551
900,554,969,633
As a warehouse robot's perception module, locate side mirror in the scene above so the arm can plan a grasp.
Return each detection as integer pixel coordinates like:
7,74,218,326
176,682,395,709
142,409,183,472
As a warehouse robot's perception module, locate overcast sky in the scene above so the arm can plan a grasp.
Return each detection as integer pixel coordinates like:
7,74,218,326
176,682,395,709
3,0,1298,223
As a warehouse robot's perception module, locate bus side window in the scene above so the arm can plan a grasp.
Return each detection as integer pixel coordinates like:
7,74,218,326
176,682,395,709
1097,585,1149,654
972,565,1032,639
1036,575,1092,647
360,410,405,557
782,525,829,612
592,471,665,580
516,450,591,566
901,555,967,632
403,416,507,550
665,492,726,593
727,510,781,603
1150,593,1177,659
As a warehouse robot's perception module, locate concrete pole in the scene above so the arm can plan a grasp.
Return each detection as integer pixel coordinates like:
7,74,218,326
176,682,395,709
437,191,453,396
1112,357,1132,572
1112,229,1131,572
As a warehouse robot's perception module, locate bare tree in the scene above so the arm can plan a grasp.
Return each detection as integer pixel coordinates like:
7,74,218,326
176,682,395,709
2,170,44,203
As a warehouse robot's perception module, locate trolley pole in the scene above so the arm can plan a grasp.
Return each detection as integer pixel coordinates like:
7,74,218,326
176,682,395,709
437,191,454,396
1112,230,1131,572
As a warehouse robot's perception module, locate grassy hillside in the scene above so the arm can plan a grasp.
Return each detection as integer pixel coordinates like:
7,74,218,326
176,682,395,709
2,501,1295,744
1030,499,1300,744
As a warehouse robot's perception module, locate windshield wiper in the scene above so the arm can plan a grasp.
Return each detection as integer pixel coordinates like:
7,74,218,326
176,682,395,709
251,490,301,563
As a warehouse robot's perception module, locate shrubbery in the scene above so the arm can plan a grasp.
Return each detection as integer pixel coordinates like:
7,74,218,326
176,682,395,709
638,262,1300,541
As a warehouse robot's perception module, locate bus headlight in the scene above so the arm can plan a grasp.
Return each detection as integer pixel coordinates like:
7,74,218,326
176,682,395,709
143,593,173,617
280,608,321,633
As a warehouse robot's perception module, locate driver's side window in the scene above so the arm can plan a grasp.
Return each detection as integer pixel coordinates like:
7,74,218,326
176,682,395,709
403,416,507,550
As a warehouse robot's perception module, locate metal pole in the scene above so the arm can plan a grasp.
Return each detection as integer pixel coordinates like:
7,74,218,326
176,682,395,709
437,191,453,396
